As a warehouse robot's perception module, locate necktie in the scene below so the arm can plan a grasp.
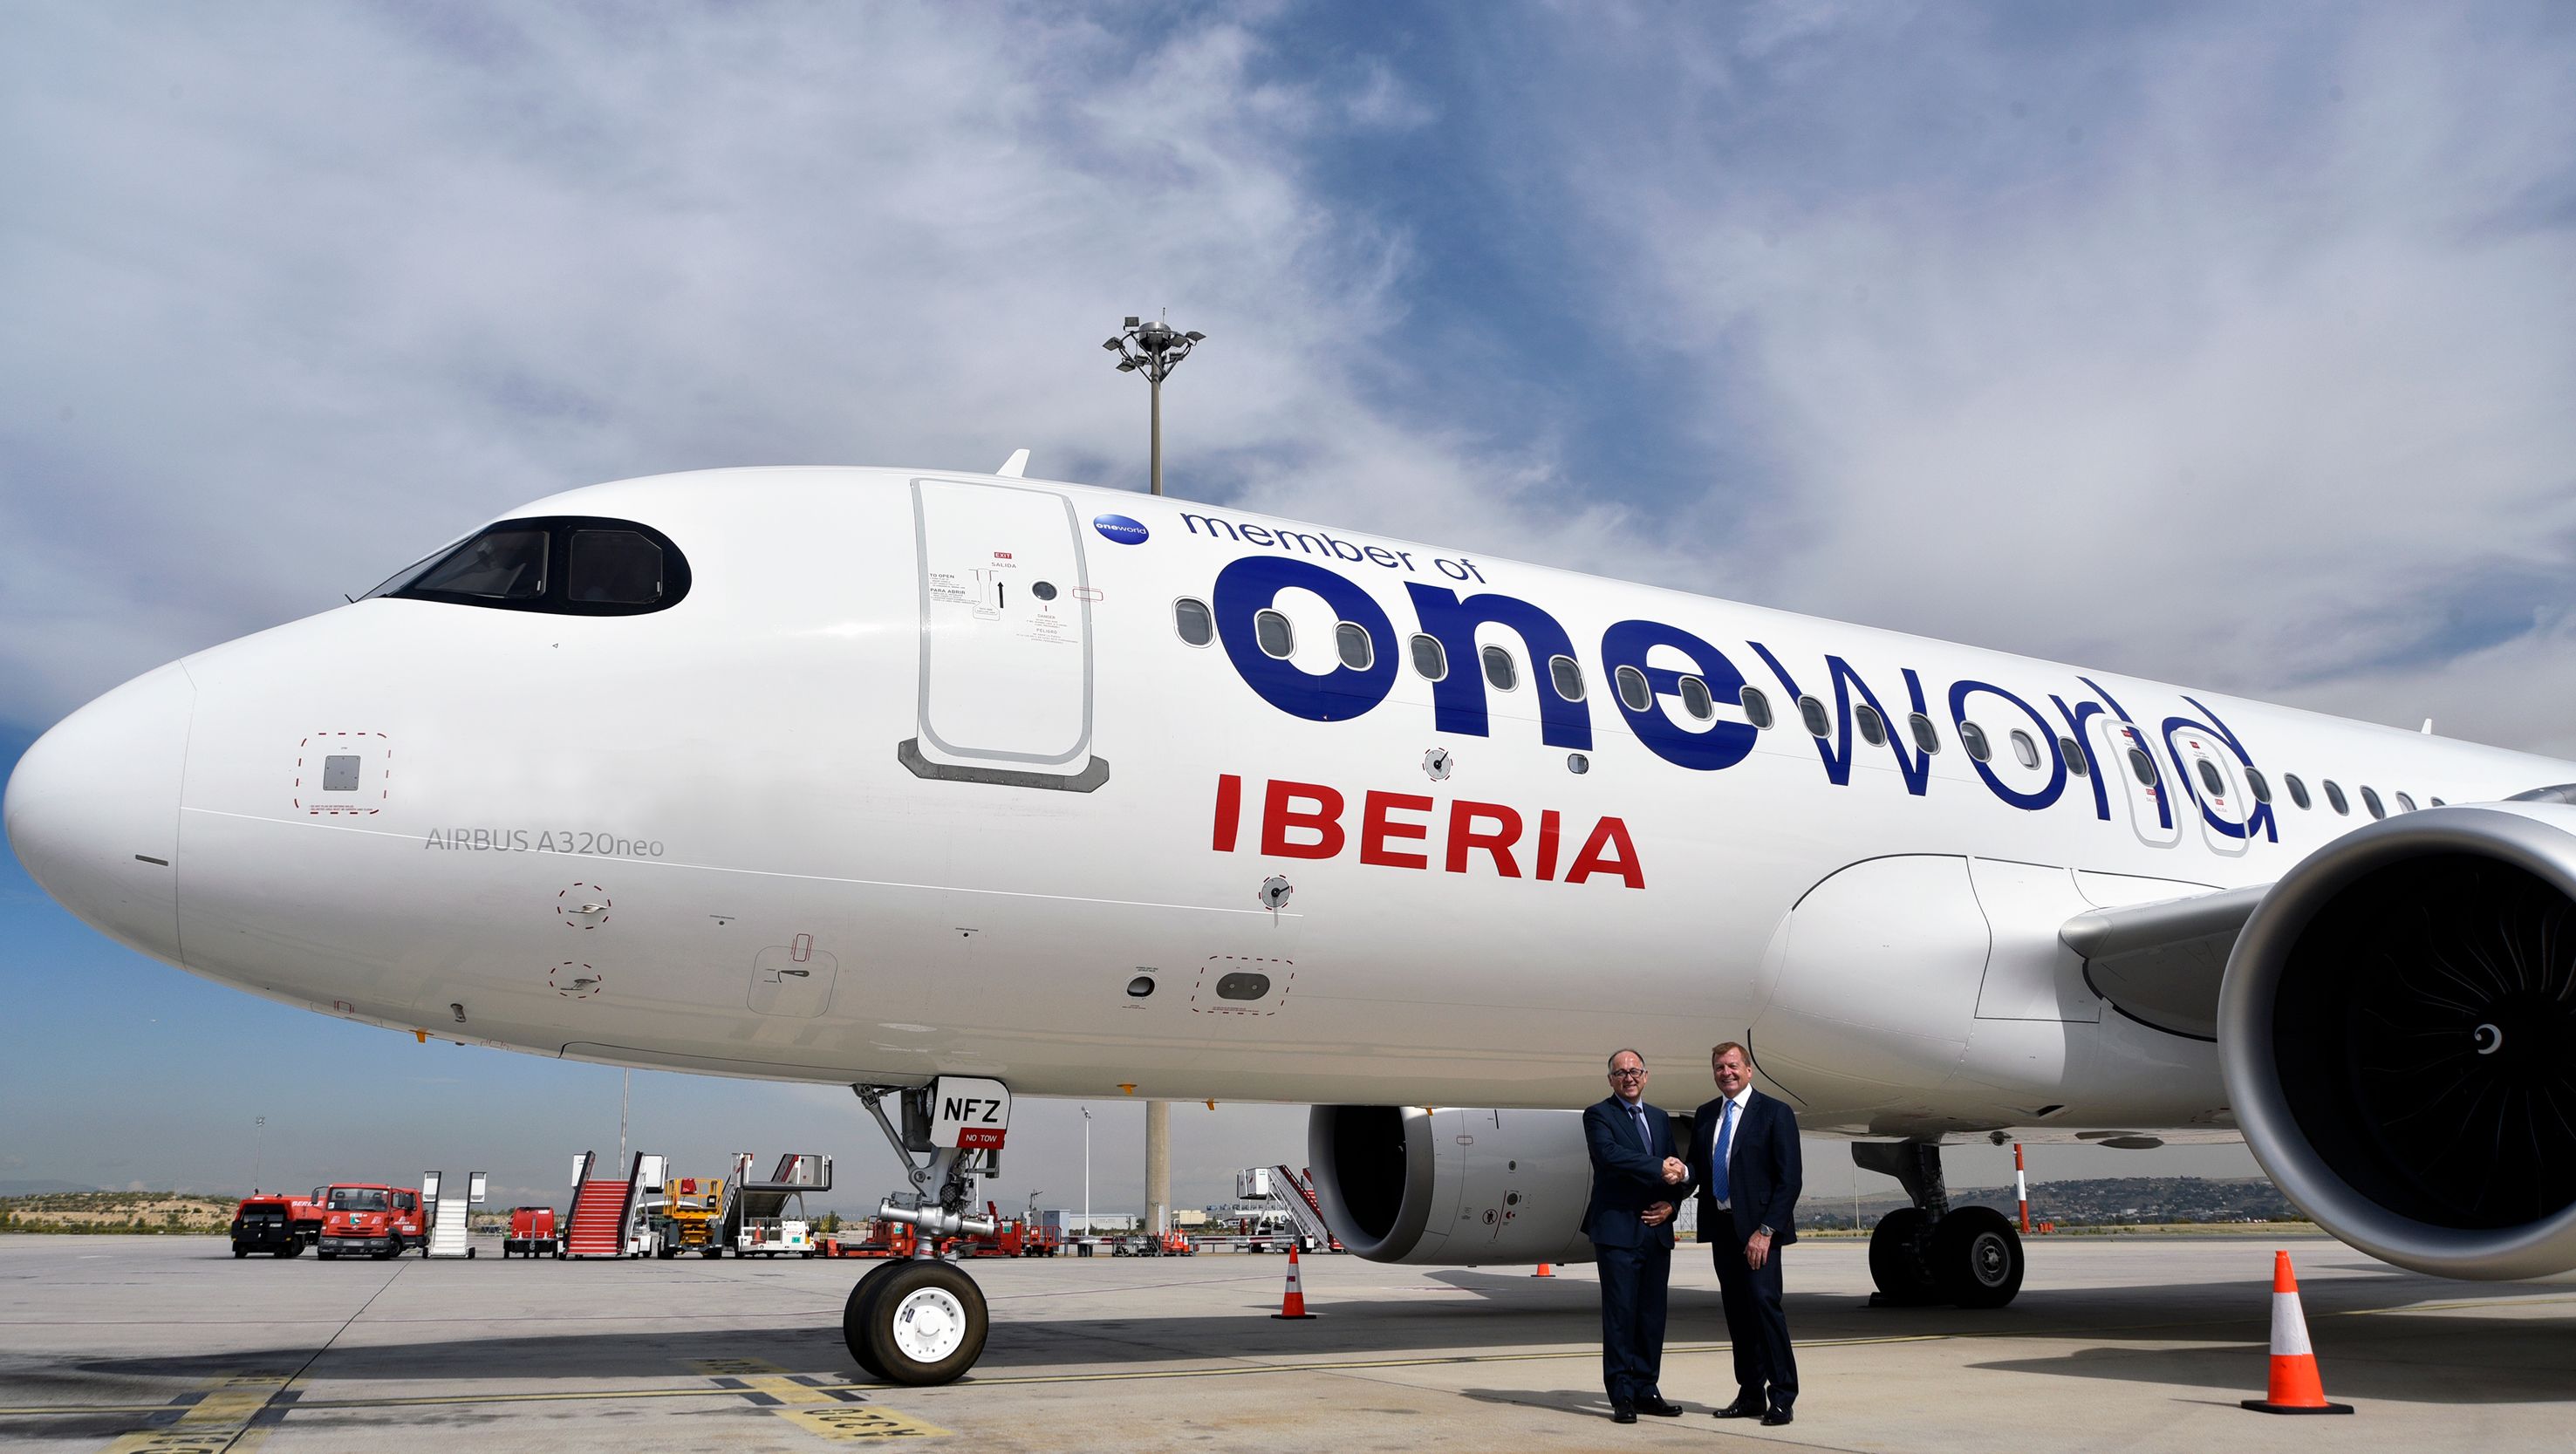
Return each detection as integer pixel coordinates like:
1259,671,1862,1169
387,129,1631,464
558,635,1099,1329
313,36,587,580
1630,1104,1650,1150
1715,1099,1739,1205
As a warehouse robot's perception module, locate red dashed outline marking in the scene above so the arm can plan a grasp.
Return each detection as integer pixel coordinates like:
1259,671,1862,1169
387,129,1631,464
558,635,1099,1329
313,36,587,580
550,962,602,998
292,731,390,816
1190,955,1295,1016
557,884,611,929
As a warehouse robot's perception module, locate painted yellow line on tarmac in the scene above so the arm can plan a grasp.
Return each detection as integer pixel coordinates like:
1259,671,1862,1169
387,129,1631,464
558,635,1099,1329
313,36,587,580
92,1373,286,1454
690,1358,951,1441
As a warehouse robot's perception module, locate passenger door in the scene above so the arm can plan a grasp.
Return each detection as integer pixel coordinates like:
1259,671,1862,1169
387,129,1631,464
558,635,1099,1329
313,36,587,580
904,479,1103,788
2091,717,2180,848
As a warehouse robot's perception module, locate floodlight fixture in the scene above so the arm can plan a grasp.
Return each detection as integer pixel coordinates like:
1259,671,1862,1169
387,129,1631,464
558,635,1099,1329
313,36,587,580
1104,311,1206,496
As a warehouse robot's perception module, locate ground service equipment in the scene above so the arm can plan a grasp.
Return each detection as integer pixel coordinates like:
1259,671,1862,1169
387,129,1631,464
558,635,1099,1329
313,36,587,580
502,1205,558,1258
229,1196,305,1258
654,1175,726,1258
720,1151,830,1258
315,1184,424,1259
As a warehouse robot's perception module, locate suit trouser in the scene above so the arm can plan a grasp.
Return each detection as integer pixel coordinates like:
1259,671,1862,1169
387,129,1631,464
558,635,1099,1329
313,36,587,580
1711,1235,1798,1408
1595,1239,1671,1403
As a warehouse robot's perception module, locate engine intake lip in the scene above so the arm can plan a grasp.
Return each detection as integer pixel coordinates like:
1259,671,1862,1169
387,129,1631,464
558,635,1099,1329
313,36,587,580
1306,1105,1434,1260
2222,805,2576,1280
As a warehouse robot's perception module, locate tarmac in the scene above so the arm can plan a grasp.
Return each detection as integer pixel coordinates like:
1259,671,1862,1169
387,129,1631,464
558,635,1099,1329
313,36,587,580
3,1231,2570,1452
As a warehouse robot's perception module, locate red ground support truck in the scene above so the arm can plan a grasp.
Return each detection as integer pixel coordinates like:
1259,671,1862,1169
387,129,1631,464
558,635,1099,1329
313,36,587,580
229,1195,309,1257
316,1184,424,1259
502,1205,560,1259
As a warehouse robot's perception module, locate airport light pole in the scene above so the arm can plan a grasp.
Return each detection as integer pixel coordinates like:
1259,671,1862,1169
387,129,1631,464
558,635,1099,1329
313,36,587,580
1081,1107,1092,1237
1102,315,1205,496
251,1116,264,1193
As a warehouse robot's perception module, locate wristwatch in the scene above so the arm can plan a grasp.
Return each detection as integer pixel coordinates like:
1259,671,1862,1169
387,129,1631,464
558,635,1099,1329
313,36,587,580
1755,1225,1774,1239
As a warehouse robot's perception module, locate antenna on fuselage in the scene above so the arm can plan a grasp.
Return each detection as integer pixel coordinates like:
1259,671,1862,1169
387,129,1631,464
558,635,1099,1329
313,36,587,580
996,448,1030,478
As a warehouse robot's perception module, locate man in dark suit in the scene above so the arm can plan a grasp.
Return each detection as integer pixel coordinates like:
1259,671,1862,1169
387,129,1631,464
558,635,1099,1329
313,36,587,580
1581,1048,1692,1423
1688,1040,1802,1425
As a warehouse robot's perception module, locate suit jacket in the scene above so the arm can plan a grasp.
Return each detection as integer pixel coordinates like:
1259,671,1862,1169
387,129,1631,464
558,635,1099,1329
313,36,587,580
1688,1088,1801,1247
1581,1096,1691,1249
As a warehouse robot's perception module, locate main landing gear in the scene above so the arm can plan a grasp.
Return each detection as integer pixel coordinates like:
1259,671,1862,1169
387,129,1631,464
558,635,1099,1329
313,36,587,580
1856,1141,2024,1309
842,1082,1007,1385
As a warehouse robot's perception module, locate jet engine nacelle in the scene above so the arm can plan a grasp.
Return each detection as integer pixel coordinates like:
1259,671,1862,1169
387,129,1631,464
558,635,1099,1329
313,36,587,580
1306,1104,1632,1265
2221,802,2576,1281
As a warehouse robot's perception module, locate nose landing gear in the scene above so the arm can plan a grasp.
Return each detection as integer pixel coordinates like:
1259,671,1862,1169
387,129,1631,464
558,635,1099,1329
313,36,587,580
843,1081,1009,1385
1857,1141,2025,1309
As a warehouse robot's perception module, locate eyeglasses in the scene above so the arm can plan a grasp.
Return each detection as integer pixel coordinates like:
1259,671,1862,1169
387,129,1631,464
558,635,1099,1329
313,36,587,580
1609,1068,1646,1078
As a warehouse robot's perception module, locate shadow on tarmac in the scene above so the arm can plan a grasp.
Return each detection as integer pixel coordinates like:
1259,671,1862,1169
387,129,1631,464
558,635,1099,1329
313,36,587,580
55,1262,2575,1406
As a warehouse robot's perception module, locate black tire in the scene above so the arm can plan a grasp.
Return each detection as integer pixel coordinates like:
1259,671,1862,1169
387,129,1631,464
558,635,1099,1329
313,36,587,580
1867,1207,1937,1302
234,1247,249,1259
842,1262,908,1380
468,1247,477,1259
1931,1206,2024,1308
318,1250,338,1261
845,1260,986,1386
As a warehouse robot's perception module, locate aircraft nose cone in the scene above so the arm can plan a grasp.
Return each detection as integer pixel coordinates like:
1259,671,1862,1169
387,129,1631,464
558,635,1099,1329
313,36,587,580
3,661,194,965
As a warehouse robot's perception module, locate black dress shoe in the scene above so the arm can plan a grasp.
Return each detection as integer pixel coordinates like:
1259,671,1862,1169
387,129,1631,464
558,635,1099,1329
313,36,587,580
1761,1407,1794,1426
1636,1396,1684,1417
1611,1401,1637,1424
1712,1400,1765,1419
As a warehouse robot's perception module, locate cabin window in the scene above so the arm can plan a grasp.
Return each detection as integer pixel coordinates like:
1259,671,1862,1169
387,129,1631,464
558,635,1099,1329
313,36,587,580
1616,666,1653,713
1958,720,1992,761
2361,785,2386,819
1254,610,1295,659
1855,703,1887,746
1482,645,1518,692
2011,730,2041,769
2060,737,2088,775
1798,694,1830,737
1549,655,1585,701
1335,622,1374,671
2196,759,2225,796
1740,686,1774,730
2324,780,2349,815
2395,791,2417,813
1410,634,1448,680
1172,597,1214,646
2285,774,2310,809
1909,713,1941,754
1678,675,1715,721
2245,767,2272,802
2127,747,2156,785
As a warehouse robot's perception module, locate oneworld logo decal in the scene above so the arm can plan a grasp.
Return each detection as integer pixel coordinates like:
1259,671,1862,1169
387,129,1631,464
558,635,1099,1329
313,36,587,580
1093,513,1150,545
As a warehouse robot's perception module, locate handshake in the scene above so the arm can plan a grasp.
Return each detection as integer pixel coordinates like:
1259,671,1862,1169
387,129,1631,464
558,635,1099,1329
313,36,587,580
1659,1156,1689,1185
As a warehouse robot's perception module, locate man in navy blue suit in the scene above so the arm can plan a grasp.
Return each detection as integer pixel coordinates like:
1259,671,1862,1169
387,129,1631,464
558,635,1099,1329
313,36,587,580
1581,1048,1692,1423
1688,1041,1802,1425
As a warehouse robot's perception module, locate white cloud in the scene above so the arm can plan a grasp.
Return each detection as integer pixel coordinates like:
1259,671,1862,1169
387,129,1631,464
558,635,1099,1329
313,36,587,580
1519,6,2576,727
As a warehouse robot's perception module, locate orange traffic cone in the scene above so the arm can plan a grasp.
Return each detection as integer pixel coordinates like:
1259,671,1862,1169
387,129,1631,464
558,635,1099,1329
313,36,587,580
1270,1244,1318,1320
1532,1262,1554,1277
2241,1251,2351,1414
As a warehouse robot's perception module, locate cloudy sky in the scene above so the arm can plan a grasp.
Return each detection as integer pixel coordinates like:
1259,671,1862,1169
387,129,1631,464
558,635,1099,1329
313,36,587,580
5,3,2573,1211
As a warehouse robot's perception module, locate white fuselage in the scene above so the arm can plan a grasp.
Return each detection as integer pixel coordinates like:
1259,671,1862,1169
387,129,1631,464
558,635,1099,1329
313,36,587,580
10,467,2566,1137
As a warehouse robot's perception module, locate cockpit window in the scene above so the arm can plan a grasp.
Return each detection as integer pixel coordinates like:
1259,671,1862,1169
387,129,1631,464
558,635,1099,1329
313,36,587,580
569,529,665,604
383,515,690,617
408,529,546,598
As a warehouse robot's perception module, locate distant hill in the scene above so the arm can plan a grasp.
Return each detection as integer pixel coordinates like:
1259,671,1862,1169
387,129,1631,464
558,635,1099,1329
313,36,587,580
0,1191,236,1234
1800,1176,2303,1230
0,1179,101,1196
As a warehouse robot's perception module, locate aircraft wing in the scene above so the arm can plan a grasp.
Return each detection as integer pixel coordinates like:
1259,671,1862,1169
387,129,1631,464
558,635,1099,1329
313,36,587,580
2057,883,2269,1041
